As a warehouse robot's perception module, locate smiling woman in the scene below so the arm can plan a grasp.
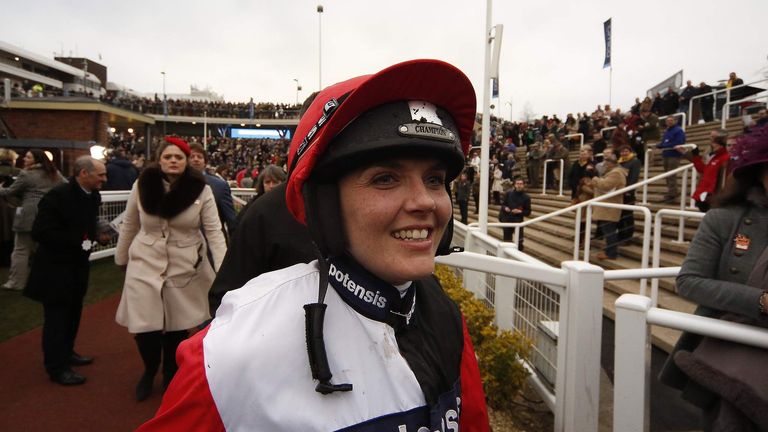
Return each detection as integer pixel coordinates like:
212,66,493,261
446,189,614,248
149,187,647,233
138,60,491,432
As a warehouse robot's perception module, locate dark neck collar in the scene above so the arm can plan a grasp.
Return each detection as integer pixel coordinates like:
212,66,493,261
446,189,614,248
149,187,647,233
327,255,416,330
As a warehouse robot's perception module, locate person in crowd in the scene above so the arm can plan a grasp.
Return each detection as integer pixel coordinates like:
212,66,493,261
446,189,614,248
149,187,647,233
569,145,596,201
637,108,661,151
114,137,227,402
681,130,730,212
24,157,108,385
255,164,286,197
657,116,687,202
725,72,745,118
0,149,66,291
471,171,481,214
662,86,680,116
240,170,255,189
617,145,641,244
103,147,138,190
698,82,715,123
651,92,663,115
0,149,20,266
138,59,490,432
454,171,471,225
188,143,237,238
499,178,532,250
755,108,768,128
526,141,545,188
545,137,570,190
501,152,516,180
659,127,768,430
491,163,504,205
595,147,614,177
610,123,631,152
132,153,146,172
592,131,608,161
590,153,627,260
679,80,697,114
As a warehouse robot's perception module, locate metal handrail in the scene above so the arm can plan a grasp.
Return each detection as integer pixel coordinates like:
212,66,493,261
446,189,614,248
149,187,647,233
599,126,616,137
650,209,704,304
613,294,768,431
581,201,652,294
658,112,687,131
541,158,564,196
721,92,768,129
481,163,696,263
642,142,698,205
564,133,584,149
687,77,768,125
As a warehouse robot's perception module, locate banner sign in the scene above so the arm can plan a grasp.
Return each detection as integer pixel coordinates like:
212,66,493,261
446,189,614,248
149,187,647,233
603,18,612,69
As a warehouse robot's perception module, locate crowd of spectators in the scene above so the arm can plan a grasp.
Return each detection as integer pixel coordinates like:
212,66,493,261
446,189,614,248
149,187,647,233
106,131,289,188
103,94,301,120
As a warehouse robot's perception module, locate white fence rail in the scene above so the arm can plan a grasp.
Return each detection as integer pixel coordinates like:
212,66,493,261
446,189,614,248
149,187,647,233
613,294,768,432
440,223,605,432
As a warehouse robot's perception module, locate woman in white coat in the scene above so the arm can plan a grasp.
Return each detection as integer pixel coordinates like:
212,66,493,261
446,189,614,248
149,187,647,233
115,137,227,401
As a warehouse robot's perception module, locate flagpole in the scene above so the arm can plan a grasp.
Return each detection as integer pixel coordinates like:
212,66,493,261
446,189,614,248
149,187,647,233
609,66,613,107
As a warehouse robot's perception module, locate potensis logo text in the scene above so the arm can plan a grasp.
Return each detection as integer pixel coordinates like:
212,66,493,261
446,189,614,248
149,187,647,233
329,263,387,309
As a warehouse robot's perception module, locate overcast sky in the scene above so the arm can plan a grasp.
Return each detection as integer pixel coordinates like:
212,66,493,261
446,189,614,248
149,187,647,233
3,0,767,120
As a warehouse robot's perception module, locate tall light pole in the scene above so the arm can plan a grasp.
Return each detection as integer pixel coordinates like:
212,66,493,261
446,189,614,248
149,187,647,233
294,78,302,106
161,71,167,136
317,4,324,90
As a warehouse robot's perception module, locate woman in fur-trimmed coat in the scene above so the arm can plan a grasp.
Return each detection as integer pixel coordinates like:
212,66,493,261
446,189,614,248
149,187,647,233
115,137,227,401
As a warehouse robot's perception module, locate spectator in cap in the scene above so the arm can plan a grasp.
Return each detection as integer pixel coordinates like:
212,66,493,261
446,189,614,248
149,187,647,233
188,143,237,239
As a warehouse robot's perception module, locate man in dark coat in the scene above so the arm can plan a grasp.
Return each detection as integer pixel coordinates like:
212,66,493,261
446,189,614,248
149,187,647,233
498,178,532,249
207,182,315,315
103,148,138,190
698,82,715,122
25,156,108,385
188,143,236,238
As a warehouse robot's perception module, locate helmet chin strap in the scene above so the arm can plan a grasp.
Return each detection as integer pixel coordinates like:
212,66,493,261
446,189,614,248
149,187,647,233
304,253,353,394
302,182,352,394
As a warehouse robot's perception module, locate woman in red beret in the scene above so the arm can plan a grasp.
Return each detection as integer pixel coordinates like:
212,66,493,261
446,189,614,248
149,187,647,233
114,136,227,401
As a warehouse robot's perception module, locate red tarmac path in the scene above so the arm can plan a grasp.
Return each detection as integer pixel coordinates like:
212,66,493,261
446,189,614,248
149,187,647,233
0,294,162,432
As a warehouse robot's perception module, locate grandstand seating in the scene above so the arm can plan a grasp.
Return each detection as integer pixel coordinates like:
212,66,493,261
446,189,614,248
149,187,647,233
457,116,750,352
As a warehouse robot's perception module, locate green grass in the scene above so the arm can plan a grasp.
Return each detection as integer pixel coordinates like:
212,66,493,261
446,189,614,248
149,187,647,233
0,259,125,342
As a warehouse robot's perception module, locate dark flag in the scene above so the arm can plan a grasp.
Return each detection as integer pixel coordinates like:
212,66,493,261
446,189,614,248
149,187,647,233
492,78,499,99
603,18,612,69
248,97,255,119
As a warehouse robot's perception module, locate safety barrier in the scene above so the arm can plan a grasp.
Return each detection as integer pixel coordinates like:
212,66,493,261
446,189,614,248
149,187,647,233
688,78,768,126
541,158,564,196
441,222,604,432
613,294,768,431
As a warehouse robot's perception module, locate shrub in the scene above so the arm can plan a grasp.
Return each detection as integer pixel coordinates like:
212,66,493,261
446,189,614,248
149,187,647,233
435,264,532,409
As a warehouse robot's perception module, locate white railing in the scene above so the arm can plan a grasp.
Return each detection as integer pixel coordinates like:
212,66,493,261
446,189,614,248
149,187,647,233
441,222,604,432
542,158,564,196
641,144,698,207
581,202,652,294
89,190,131,260
613,294,768,432
658,112,687,131
688,78,768,125
650,209,704,305
484,162,696,267
231,187,257,207
564,133,584,149
721,92,768,129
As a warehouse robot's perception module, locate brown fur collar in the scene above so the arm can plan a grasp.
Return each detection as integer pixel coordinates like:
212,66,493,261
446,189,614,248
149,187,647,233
138,165,206,219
